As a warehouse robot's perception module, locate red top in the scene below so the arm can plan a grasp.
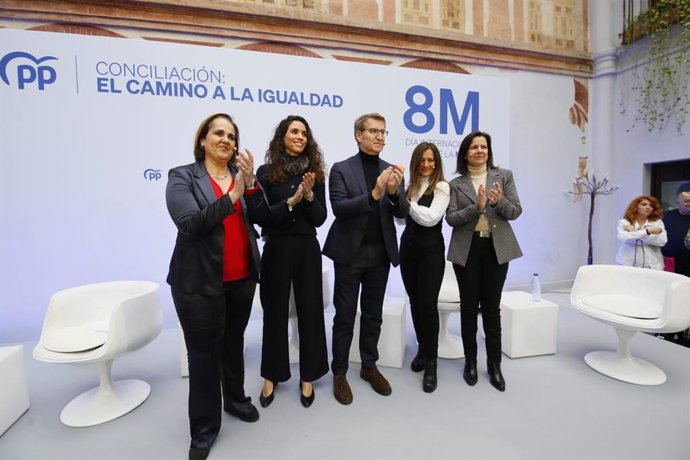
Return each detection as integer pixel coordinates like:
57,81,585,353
209,177,260,282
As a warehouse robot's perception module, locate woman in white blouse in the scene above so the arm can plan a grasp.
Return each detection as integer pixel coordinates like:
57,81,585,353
616,195,667,270
399,142,450,393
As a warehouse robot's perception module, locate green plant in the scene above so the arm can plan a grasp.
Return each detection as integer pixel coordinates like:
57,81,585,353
620,0,690,134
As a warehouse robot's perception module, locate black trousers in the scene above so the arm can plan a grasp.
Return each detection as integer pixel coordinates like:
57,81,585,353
331,242,390,374
259,234,328,382
172,278,255,449
453,235,509,364
399,234,444,360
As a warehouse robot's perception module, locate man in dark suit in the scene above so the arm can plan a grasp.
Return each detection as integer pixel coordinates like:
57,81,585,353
323,113,409,405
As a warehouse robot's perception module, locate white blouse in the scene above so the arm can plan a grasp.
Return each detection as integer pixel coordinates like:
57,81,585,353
408,179,450,227
615,218,667,270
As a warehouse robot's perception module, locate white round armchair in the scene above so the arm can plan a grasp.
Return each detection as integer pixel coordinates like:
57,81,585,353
33,281,162,426
570,265,690,385
437,261,464,359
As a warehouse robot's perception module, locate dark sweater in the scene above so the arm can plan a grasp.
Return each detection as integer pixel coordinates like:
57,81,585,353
662,209,690,276
255,164,327,237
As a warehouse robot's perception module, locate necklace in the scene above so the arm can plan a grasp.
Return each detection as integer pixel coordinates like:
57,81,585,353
209,168,230,180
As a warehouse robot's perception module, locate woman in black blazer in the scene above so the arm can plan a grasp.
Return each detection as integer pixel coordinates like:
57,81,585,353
399,142,449,393
166,113,268,460
255,115,329,409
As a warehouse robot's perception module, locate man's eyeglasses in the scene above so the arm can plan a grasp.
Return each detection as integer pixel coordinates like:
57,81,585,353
363,128,389,137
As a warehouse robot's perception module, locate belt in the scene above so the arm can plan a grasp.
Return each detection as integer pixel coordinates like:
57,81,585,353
473,231,491,238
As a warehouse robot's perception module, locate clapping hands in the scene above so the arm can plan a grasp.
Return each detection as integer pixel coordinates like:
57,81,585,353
287,172,316,208
235,149,255,186
373,165,405,200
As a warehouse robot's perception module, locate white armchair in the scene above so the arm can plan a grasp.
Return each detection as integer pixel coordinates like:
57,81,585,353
437,261,464,359
571,265,690,385
33,281,162,426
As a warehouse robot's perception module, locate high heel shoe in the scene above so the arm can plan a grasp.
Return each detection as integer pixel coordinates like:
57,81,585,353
487,361,505,392
259,381,277,408
299,381,315,408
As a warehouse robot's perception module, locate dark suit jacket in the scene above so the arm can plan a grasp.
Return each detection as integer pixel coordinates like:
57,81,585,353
323,153,409,267
166,160,268,296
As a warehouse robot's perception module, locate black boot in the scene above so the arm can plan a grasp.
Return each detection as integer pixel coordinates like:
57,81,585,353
487,360,505,392
422,359,437,393
189,447,210,460
410,350,426,373
463,360,478,386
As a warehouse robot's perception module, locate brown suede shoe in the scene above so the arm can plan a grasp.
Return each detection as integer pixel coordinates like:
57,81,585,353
333,374,353,405
360,367,392,396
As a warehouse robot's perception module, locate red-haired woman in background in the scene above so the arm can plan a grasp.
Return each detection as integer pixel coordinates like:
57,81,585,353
616,195,667,270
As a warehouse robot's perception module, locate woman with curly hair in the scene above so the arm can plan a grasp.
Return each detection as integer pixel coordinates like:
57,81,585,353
616,195,667,270
255,115,329,409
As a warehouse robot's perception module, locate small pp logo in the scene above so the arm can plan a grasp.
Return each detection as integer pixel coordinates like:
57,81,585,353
144,169,162,181
0,51,58,90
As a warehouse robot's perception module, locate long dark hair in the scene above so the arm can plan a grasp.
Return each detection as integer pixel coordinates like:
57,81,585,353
264,115,326,183
193,113,239,162
455,131,497,174
407,142,445,200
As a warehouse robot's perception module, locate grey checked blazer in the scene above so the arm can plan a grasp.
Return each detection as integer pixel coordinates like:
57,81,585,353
445,167,523,266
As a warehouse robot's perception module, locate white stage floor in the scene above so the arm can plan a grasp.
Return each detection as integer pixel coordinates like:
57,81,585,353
1,292,689,459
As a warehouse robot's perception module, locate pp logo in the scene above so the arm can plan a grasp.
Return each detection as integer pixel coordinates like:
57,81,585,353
0,51,58,90
144,169,162,181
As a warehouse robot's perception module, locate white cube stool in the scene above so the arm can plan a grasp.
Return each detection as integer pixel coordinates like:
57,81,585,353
349,297,406,369
0,345,30,436
500,291,558,358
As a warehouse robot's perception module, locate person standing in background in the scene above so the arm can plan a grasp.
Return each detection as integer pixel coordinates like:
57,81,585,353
661,182,690,345
323,113,409,405
662,182,690,276
616,195,667,270
255,115,329,409
399,142,449,393
166,113,268,460
445,131,522,393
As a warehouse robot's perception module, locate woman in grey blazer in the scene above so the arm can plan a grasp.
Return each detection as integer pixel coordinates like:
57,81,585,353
445,131,522,392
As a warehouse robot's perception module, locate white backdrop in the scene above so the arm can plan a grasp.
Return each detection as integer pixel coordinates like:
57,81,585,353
0,29,510,342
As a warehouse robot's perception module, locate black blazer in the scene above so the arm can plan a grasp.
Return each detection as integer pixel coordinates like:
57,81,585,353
323,153,409,266
254,164,327,237
166,160,268,296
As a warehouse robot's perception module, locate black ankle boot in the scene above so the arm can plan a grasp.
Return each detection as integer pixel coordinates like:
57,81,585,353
410,351,426,373
487,360,505,392
189,447,210,460
463,360,478,386
422,359,437,393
